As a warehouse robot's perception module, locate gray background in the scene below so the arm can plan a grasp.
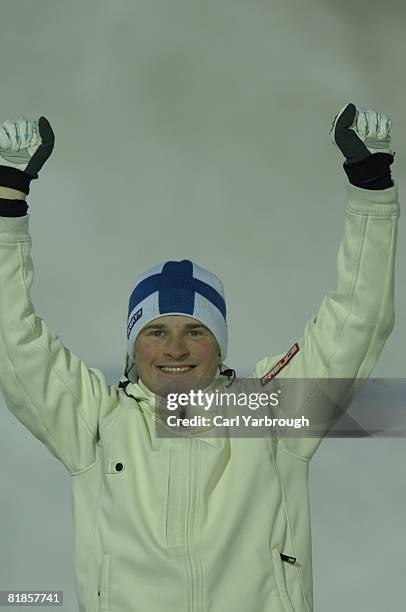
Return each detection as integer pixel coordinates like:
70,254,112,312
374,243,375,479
0,0,405,609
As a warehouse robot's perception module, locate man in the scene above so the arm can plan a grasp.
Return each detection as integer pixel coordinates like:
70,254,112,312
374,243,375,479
0,103,399,611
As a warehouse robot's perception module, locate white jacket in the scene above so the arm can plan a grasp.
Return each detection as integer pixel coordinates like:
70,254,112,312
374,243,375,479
0,182,399,611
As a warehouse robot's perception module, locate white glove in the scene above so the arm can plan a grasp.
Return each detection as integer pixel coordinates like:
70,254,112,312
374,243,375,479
330,103,393,161
354,106,393,155
0,116,54,177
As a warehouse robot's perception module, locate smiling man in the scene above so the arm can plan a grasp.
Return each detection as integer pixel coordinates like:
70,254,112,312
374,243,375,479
0,104,399,612
124,259,227,393
134,315,221,386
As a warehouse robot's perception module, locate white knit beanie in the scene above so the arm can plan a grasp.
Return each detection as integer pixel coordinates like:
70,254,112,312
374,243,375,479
126,260,228,368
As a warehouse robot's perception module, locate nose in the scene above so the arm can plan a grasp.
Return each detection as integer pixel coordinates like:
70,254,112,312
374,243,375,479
164,334,189,360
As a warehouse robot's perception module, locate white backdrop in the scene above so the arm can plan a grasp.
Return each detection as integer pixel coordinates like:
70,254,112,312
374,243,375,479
0,1,405,609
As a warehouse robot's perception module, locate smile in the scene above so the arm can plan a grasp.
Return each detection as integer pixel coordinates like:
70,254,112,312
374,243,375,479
158,366,196,374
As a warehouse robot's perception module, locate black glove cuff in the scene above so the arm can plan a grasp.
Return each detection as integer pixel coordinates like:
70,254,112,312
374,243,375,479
343,152,395,187
0,198,28,217
0,165,33,195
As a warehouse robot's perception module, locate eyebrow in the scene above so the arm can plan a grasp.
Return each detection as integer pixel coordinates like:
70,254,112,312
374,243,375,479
142,323,207,331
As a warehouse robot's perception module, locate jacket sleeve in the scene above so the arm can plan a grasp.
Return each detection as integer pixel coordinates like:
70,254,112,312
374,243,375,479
0,213,109,474
255,182,400,460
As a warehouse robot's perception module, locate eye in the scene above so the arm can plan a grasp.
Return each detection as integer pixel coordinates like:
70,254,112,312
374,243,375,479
150,329,164,337
188,329,201,337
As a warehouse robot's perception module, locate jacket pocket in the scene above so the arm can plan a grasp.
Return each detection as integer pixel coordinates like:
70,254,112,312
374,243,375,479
98,554,111,612
271,547,295,612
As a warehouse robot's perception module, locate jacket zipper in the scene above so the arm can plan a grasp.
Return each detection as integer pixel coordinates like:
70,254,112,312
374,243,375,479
188,438,204,612
280,553,297,565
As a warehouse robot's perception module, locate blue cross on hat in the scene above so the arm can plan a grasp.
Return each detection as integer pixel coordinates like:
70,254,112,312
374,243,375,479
126,260,228,363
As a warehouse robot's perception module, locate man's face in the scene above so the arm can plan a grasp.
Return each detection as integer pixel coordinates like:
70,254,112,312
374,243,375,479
133,315,221,394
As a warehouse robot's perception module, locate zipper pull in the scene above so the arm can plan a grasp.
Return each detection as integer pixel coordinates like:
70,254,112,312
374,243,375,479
280,553,296,565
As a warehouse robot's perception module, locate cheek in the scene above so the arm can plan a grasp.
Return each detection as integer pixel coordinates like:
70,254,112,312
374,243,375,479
135,341,160,364
195,341,219,364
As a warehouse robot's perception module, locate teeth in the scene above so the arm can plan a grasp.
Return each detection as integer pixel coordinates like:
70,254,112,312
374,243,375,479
160,366,193,373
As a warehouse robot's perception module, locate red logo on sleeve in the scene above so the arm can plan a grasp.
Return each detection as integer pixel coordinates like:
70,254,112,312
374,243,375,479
260,343,300,385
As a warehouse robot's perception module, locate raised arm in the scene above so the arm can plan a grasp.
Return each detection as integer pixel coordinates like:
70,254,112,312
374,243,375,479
255,103,400,459
0,117,110,473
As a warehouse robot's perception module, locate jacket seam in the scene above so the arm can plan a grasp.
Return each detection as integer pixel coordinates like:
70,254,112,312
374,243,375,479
273,213,365,432
346,205,399,218
0,342,71,467
351,215,396,379
266,436,311,611
29,339,99,439
277,445,310,463
323,212,366,369
288,215,368,459
70,457,100,477
84,476,106,610
0,245,72,469
0,241,99,473
100,405,134,449
19,241,100,441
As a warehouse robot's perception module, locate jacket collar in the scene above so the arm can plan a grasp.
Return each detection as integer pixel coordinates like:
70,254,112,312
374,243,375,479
117,370,231,449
